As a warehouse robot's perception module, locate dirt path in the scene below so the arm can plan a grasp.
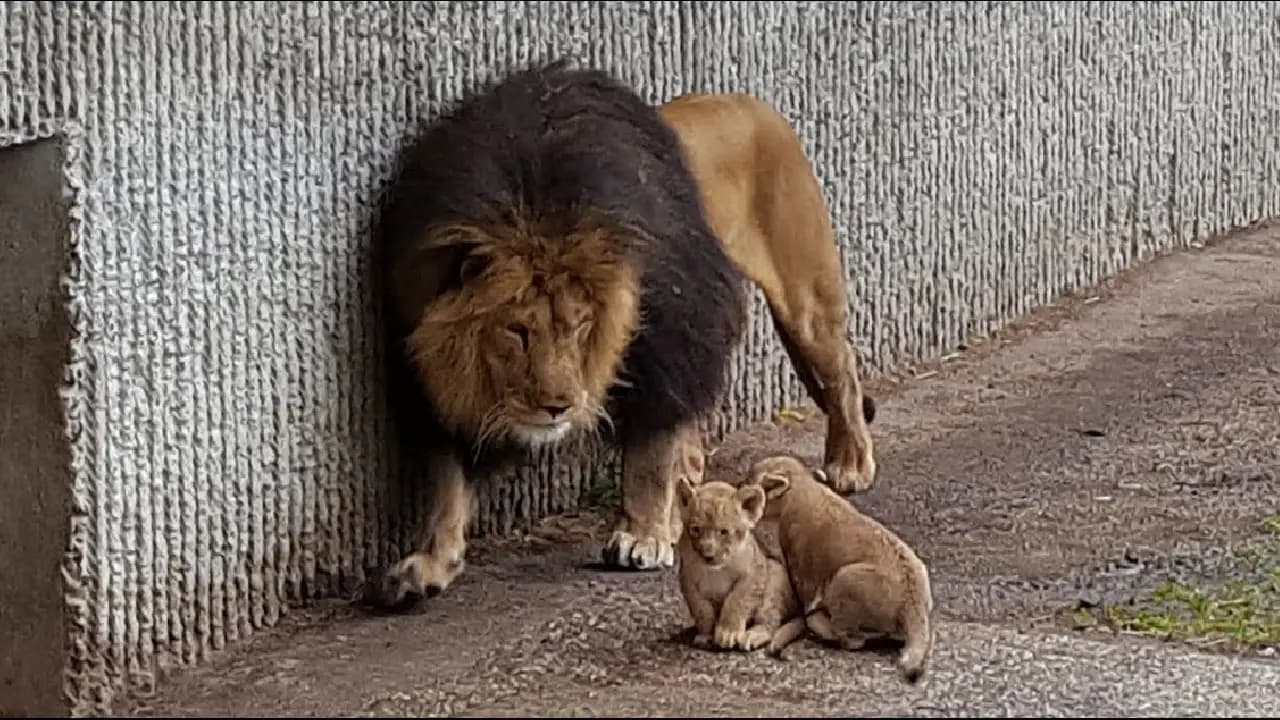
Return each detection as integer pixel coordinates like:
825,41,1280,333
120,227,1280,717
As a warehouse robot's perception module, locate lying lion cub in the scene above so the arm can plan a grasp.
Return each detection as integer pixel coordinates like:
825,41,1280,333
753,454,934,683
675,477,800,652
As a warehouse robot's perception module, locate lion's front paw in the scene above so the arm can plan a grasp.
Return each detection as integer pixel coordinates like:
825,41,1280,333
372,551,465,611
601,529,675,571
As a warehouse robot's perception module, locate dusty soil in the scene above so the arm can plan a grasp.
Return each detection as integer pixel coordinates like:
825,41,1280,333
118,225,1280,717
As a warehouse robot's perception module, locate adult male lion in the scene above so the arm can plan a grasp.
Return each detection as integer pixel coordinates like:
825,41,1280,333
373,60,877,609
374,59,748,608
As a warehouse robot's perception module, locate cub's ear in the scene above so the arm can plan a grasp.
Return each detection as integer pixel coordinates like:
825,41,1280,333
757,472,791,501
737,484,766,524
676,476,696,511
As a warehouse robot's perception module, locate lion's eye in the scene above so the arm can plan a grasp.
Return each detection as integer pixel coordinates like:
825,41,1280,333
506,323,529,349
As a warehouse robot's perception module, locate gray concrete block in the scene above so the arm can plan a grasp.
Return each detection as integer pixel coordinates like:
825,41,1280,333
0,137,73,718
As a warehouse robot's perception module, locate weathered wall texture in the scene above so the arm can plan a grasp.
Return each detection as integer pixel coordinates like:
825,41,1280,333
2,0,1277,713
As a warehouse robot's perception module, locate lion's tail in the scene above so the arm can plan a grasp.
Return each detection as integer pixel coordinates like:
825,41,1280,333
897,598,933,685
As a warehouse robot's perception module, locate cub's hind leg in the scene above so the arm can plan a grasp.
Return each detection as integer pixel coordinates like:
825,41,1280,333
744,557,798,652
806,608,872,651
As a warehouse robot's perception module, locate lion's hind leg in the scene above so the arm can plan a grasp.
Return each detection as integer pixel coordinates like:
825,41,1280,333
720,225,876,494
376,451,475,610
763,276,876,494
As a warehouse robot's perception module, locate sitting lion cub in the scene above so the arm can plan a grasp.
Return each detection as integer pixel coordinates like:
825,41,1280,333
675,477,800,651
752,454,935,683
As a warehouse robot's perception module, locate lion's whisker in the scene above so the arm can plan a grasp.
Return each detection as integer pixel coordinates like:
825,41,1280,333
472,405,506,462
593,403,616,437
587,420,607,449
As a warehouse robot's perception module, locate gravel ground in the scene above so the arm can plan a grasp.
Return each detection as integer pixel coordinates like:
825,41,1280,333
119,225,1280,717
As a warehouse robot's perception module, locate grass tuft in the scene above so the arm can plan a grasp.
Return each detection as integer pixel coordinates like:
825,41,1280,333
583,476,622,512
1067,514,1280,652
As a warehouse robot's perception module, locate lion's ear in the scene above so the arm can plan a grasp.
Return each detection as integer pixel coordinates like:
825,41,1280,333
758,472,790,501
738,484,766,524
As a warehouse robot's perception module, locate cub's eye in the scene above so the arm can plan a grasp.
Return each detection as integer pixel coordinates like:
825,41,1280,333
506,323,529,349
688,525,701,538
719,529,729,538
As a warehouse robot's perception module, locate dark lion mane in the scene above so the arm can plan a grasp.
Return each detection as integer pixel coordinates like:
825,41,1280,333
377,58,748,464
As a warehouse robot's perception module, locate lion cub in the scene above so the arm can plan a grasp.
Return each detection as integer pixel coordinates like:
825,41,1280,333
752,454,935,683
675,477,800,651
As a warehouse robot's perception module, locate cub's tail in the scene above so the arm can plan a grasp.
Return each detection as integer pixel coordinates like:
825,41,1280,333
766,617,808,660
897,599,933,684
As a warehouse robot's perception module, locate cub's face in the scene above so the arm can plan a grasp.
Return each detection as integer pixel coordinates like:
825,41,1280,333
676,479,766,568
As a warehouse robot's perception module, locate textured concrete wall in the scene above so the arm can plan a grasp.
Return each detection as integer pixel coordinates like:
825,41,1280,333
2,0,1278,714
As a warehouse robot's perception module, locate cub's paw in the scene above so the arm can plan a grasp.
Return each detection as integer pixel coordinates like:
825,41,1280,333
601,530,675,571
766,639,791,661
740,625,773,651
838,633,870,651
370,551,464,612
713,624,747,650
691,633,715,650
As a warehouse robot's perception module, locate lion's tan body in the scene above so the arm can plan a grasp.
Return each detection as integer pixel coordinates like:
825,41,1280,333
659,92,877,496
751,455,934,683
676,479,800,652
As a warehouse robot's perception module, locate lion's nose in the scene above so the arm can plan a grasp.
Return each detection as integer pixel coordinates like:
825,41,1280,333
541,400,572,418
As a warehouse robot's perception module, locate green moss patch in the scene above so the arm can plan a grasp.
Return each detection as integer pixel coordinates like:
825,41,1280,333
1066,514,1280,653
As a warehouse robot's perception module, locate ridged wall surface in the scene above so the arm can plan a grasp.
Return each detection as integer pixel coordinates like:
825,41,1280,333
2,1,1277,714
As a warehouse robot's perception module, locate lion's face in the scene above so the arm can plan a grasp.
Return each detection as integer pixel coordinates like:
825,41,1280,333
676,479,765,569
405,220,641,452
472,283,600,446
